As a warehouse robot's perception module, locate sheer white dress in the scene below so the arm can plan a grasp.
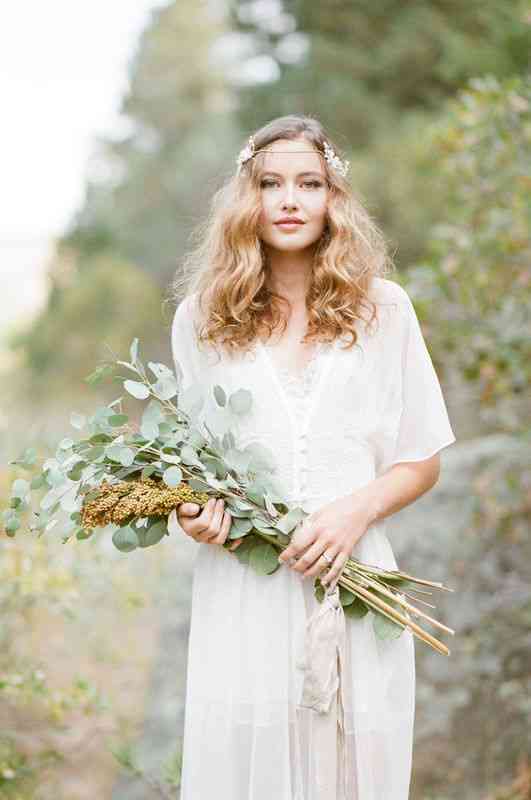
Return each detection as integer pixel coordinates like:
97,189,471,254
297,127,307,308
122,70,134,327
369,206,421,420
171,277,456,800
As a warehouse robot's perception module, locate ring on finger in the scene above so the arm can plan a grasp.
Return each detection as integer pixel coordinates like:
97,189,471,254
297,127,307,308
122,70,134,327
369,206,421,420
321,552,346,585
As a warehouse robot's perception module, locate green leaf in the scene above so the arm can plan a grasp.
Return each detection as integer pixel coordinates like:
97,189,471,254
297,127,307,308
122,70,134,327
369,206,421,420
85,363,114,385
372,611,405,640
105,445,135,466
5,516,20,534
124,379,150,400
180,445,202,466
66,466,85,482
152,377,178,401
249,541,280,575
109,414,129,427
275,507,306,535
30,474,46,490
136,519,167,547
112,526,139,552
70,411,86,430
179,383,204,417
213,385,226,406
140,421,159,440
338,585,357,606
246,489,265,507
18,446,38,467
227,533,260,565
343,597,370,618
228,388,253,415
162,466,183,488
129,338,139,363
141,465,157,480
230,517,254,535
11,478,30,498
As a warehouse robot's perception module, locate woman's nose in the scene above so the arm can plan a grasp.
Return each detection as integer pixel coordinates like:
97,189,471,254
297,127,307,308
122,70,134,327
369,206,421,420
281,184,298,207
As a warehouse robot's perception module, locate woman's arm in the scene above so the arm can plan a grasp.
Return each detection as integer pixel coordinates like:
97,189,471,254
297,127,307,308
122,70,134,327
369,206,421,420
278,453,442,586
357,452,441,526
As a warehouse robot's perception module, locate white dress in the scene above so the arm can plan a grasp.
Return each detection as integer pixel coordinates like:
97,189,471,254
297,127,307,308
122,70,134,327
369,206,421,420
171,277,456,800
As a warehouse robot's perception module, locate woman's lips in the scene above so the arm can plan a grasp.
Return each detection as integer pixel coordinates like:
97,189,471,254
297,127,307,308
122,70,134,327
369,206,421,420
275,221,304,230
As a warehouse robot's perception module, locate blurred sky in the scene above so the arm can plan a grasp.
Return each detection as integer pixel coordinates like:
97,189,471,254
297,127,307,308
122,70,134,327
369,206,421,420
0,1,170,342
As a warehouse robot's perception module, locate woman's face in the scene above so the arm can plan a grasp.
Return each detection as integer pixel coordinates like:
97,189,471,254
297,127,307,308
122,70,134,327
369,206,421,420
257,138,329,254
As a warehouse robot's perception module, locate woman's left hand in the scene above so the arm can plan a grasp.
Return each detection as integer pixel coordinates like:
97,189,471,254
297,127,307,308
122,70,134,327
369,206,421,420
277,490,374,588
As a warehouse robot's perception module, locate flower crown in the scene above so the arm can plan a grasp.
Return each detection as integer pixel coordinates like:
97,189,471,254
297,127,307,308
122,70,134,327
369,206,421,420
235,135,350,178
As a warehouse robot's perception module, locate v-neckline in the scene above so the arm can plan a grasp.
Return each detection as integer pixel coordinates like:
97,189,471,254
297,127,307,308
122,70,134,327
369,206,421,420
257,338,338,434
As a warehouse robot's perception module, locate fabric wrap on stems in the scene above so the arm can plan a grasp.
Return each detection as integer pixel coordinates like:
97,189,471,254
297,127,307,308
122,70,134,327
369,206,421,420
296,580,350,800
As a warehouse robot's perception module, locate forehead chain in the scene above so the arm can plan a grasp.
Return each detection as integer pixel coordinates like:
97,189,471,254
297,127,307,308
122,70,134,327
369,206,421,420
235,135,350,178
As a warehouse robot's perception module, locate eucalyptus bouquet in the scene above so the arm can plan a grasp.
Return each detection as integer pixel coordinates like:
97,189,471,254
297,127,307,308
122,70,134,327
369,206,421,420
2,338,454,655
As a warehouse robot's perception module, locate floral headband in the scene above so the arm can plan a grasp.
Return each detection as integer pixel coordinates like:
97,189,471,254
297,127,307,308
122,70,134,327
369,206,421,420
235,135,350,178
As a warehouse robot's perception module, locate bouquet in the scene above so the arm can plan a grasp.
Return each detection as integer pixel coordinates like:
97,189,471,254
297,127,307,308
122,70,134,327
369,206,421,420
2,338,454,655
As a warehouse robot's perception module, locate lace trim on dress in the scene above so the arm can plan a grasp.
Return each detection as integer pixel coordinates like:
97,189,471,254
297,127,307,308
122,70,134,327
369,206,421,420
270,342,329,402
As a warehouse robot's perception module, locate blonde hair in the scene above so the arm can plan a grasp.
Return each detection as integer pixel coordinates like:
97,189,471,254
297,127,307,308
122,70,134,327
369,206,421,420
168,114,396,357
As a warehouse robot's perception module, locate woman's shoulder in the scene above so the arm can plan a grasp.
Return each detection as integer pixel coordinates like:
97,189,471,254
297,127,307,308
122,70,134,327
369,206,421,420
368,276,412,308
172,291,201,327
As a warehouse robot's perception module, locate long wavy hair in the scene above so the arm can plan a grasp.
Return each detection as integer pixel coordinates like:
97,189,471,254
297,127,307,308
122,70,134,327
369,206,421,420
168,114,396,358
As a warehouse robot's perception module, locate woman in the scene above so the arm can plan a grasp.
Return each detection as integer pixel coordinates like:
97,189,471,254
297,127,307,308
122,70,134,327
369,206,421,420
170,115,456,799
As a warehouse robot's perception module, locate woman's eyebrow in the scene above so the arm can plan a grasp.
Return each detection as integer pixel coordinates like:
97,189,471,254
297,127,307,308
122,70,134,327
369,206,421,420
260,170,325,178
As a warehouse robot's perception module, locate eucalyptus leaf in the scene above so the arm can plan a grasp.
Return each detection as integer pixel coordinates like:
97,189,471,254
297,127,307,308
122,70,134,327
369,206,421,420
228,534,260,565
45,467,66,489
152,377,178,400
160,452,182,465
112,526,139,553
213,385,226,406
179,383,204,417
338,585,356,607
136,519,167,547
148,361,174,380
249,541,280,575
162,466,183,488
129,337,139,363
5,515,20,535
373,611,405,640
230,517,254,535
229,388,253,415
11,479,30,498
344,597,370,619
275,507,307,535
109,414,128,427
180,445,202,467
124,380,150,400
140,421,159,440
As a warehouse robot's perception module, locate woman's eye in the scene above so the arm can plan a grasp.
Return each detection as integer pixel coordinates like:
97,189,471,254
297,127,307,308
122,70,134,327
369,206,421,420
260,179,323,189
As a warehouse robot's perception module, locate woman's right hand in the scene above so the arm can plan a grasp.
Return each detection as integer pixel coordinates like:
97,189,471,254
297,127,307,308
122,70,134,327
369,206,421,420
177,498,243,550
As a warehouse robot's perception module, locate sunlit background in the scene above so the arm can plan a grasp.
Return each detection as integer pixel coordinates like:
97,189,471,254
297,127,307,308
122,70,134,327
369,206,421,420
1,1,530,798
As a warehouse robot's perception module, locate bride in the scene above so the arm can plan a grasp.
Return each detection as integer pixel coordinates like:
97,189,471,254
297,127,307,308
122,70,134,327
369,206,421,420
169,114,455,799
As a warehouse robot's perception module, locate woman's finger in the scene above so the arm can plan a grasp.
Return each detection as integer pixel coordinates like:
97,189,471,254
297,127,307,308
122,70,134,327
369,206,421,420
211,509,232,545
197,498,225,542
320,551,349,589
278,518,316,564
227,536,244,551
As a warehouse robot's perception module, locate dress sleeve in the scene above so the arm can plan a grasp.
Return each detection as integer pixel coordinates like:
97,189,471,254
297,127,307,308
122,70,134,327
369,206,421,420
390,286,456,465
170,294,199,392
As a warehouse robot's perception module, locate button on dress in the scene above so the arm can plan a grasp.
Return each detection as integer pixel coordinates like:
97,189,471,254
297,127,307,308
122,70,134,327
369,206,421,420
171,277,456,800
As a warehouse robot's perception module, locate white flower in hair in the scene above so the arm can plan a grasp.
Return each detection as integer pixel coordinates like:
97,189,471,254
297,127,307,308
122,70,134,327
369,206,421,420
236,135,255,173
323,140,350,177
235,134,350,178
